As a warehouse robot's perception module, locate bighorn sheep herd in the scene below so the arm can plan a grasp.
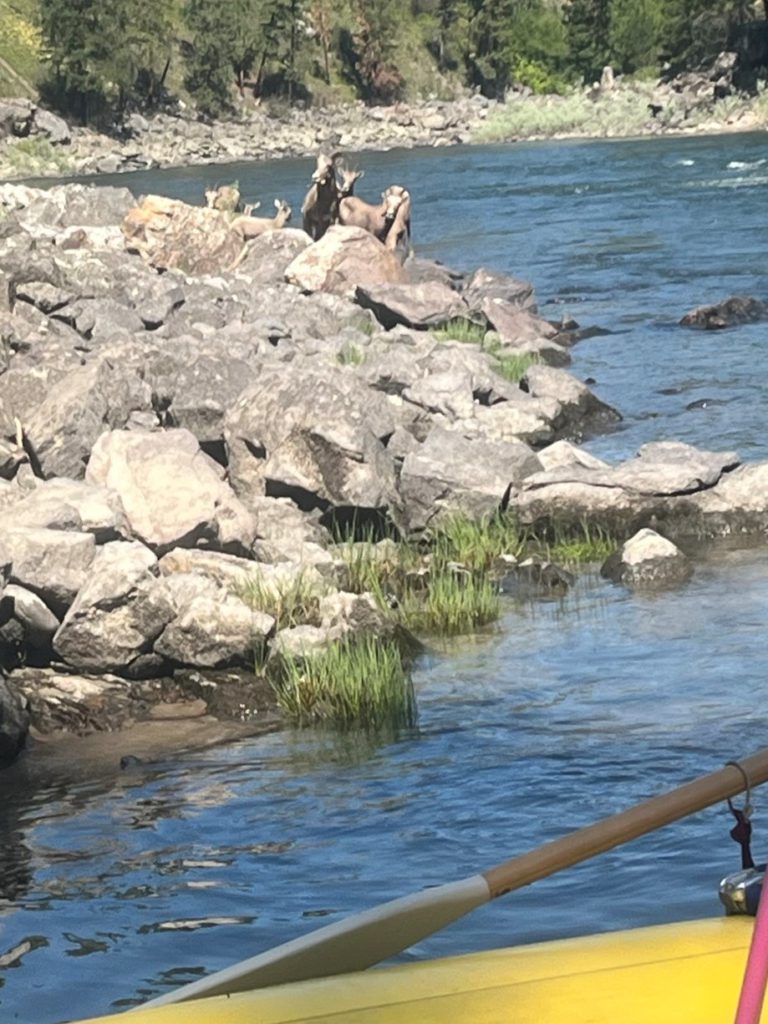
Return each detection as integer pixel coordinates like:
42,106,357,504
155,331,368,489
204,150,412,264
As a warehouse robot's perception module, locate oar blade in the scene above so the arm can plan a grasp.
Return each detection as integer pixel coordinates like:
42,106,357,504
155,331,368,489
141,875,490,1008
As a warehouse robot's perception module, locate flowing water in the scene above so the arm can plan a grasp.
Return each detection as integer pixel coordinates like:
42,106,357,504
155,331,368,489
4,132,768,1023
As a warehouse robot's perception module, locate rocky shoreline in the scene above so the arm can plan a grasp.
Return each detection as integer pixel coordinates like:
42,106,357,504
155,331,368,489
1,176,768,770
1,58,767,182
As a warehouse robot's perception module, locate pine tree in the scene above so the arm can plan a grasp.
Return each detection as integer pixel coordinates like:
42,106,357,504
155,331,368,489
183,0,257,114
660,0,754,69
565,0,611,85
609,0,662,75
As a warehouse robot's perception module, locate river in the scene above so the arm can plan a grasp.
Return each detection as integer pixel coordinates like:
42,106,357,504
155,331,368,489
3,131,768,1023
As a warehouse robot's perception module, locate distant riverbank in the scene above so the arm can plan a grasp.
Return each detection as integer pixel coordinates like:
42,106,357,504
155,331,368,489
1,71,767,183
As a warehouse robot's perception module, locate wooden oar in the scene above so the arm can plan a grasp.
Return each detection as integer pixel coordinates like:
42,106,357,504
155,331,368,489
141,749,768,1008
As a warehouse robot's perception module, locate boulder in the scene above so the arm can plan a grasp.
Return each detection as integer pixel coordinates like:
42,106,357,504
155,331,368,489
399,426,543,531
612,441,739,495
225,363,401,527
53,541,175,674
0,583,60,664
0,478,127,540
31,108,71,144
284,225,407,295
0,528,95,616
354,281,469,330
404,368,476,420
122,195,243,274
601,528,692,587
0,679,28,766
0,99,33,139
24,355,153,480
155,592,274,669
234,228,312,283
462,266,536,313
10,667,136,735
523,364,622,440
680,295,768,330
86,429,257,555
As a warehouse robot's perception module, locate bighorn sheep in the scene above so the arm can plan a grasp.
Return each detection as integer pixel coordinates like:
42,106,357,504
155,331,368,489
338,165,364,198
338,186,406,242
382,185,411,260
301,152,342,241
230,199,292,241
204,183,241,214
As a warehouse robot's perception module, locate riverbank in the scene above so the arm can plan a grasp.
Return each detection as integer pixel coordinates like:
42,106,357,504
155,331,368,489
1,69,767,182
3,167,768,769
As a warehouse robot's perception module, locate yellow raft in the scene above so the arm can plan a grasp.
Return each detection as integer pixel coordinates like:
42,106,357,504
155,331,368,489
80,916,763,1024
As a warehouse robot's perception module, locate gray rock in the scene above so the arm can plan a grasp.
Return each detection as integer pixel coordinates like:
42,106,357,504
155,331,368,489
404,368,476,420
0,527,95,615
284,225,407,295
463,267,536,313
11,666,136,735
612,441,739,496
0,478,127,540
0,679,28,765
355,281,469,330
225,363,401,528
156,593,274,668
31,108,71,145
0,99,33,139
234,228,312,283
523,364,622,440
53,540,175,673
399,426,543,531
601,528,692,587
271,624,331,659
24,355,153,480
86,428,257,554
0,583,60,663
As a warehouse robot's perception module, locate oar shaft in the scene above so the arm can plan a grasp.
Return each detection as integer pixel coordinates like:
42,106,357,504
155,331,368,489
484,754,768,898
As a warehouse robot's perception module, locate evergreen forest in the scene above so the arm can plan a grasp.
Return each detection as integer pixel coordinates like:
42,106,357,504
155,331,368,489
1,0,766,122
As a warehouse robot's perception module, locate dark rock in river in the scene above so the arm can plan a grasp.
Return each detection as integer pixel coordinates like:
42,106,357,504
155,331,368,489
680,295,768,329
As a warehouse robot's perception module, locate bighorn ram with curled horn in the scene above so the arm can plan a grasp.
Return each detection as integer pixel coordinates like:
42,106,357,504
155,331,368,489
204,183,241,214
230,199,292,241
338,186,407,242
301,151,342,241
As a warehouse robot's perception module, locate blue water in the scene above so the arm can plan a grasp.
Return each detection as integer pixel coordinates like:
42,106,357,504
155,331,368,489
4,133,768,1023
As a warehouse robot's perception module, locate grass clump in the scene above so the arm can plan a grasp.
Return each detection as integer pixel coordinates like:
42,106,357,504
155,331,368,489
398,566,501,635
530,520,618,566
4,136,74,175
492,352,539,382
237,571,322,631
273,637,417,730
431,318,488,345
337,343,364,366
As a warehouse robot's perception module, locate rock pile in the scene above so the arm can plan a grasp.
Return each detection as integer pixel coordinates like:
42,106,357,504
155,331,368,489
0,179,763,764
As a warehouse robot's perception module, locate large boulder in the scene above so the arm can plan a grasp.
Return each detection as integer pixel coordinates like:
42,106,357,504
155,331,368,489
86,429,257,555
354,281,469,330
225,363,401,527
53,541,175,674
284,225,407,295
122,195,243,274
24,355,153,480
462,267,536,313
234,228,312,283
399,426,543,531
0,527,95,616
0,478,127,540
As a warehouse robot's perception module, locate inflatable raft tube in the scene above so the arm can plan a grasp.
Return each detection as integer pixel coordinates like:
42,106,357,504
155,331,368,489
79,916,762,1024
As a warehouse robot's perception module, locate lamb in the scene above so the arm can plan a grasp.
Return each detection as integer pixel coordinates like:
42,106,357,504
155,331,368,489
230,199,292,241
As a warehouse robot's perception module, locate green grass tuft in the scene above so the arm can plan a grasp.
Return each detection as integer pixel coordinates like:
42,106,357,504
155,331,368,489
491,352,539,382
337,343,364,366
431,318,488,345
272,636,417,730
237,571,323,631
398,565,501,635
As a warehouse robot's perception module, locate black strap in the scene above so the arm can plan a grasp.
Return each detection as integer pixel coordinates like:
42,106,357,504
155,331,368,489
728,799,755,870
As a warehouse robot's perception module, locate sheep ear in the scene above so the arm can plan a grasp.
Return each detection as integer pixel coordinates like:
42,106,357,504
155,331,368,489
358,170,365,179
274,198,280,209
